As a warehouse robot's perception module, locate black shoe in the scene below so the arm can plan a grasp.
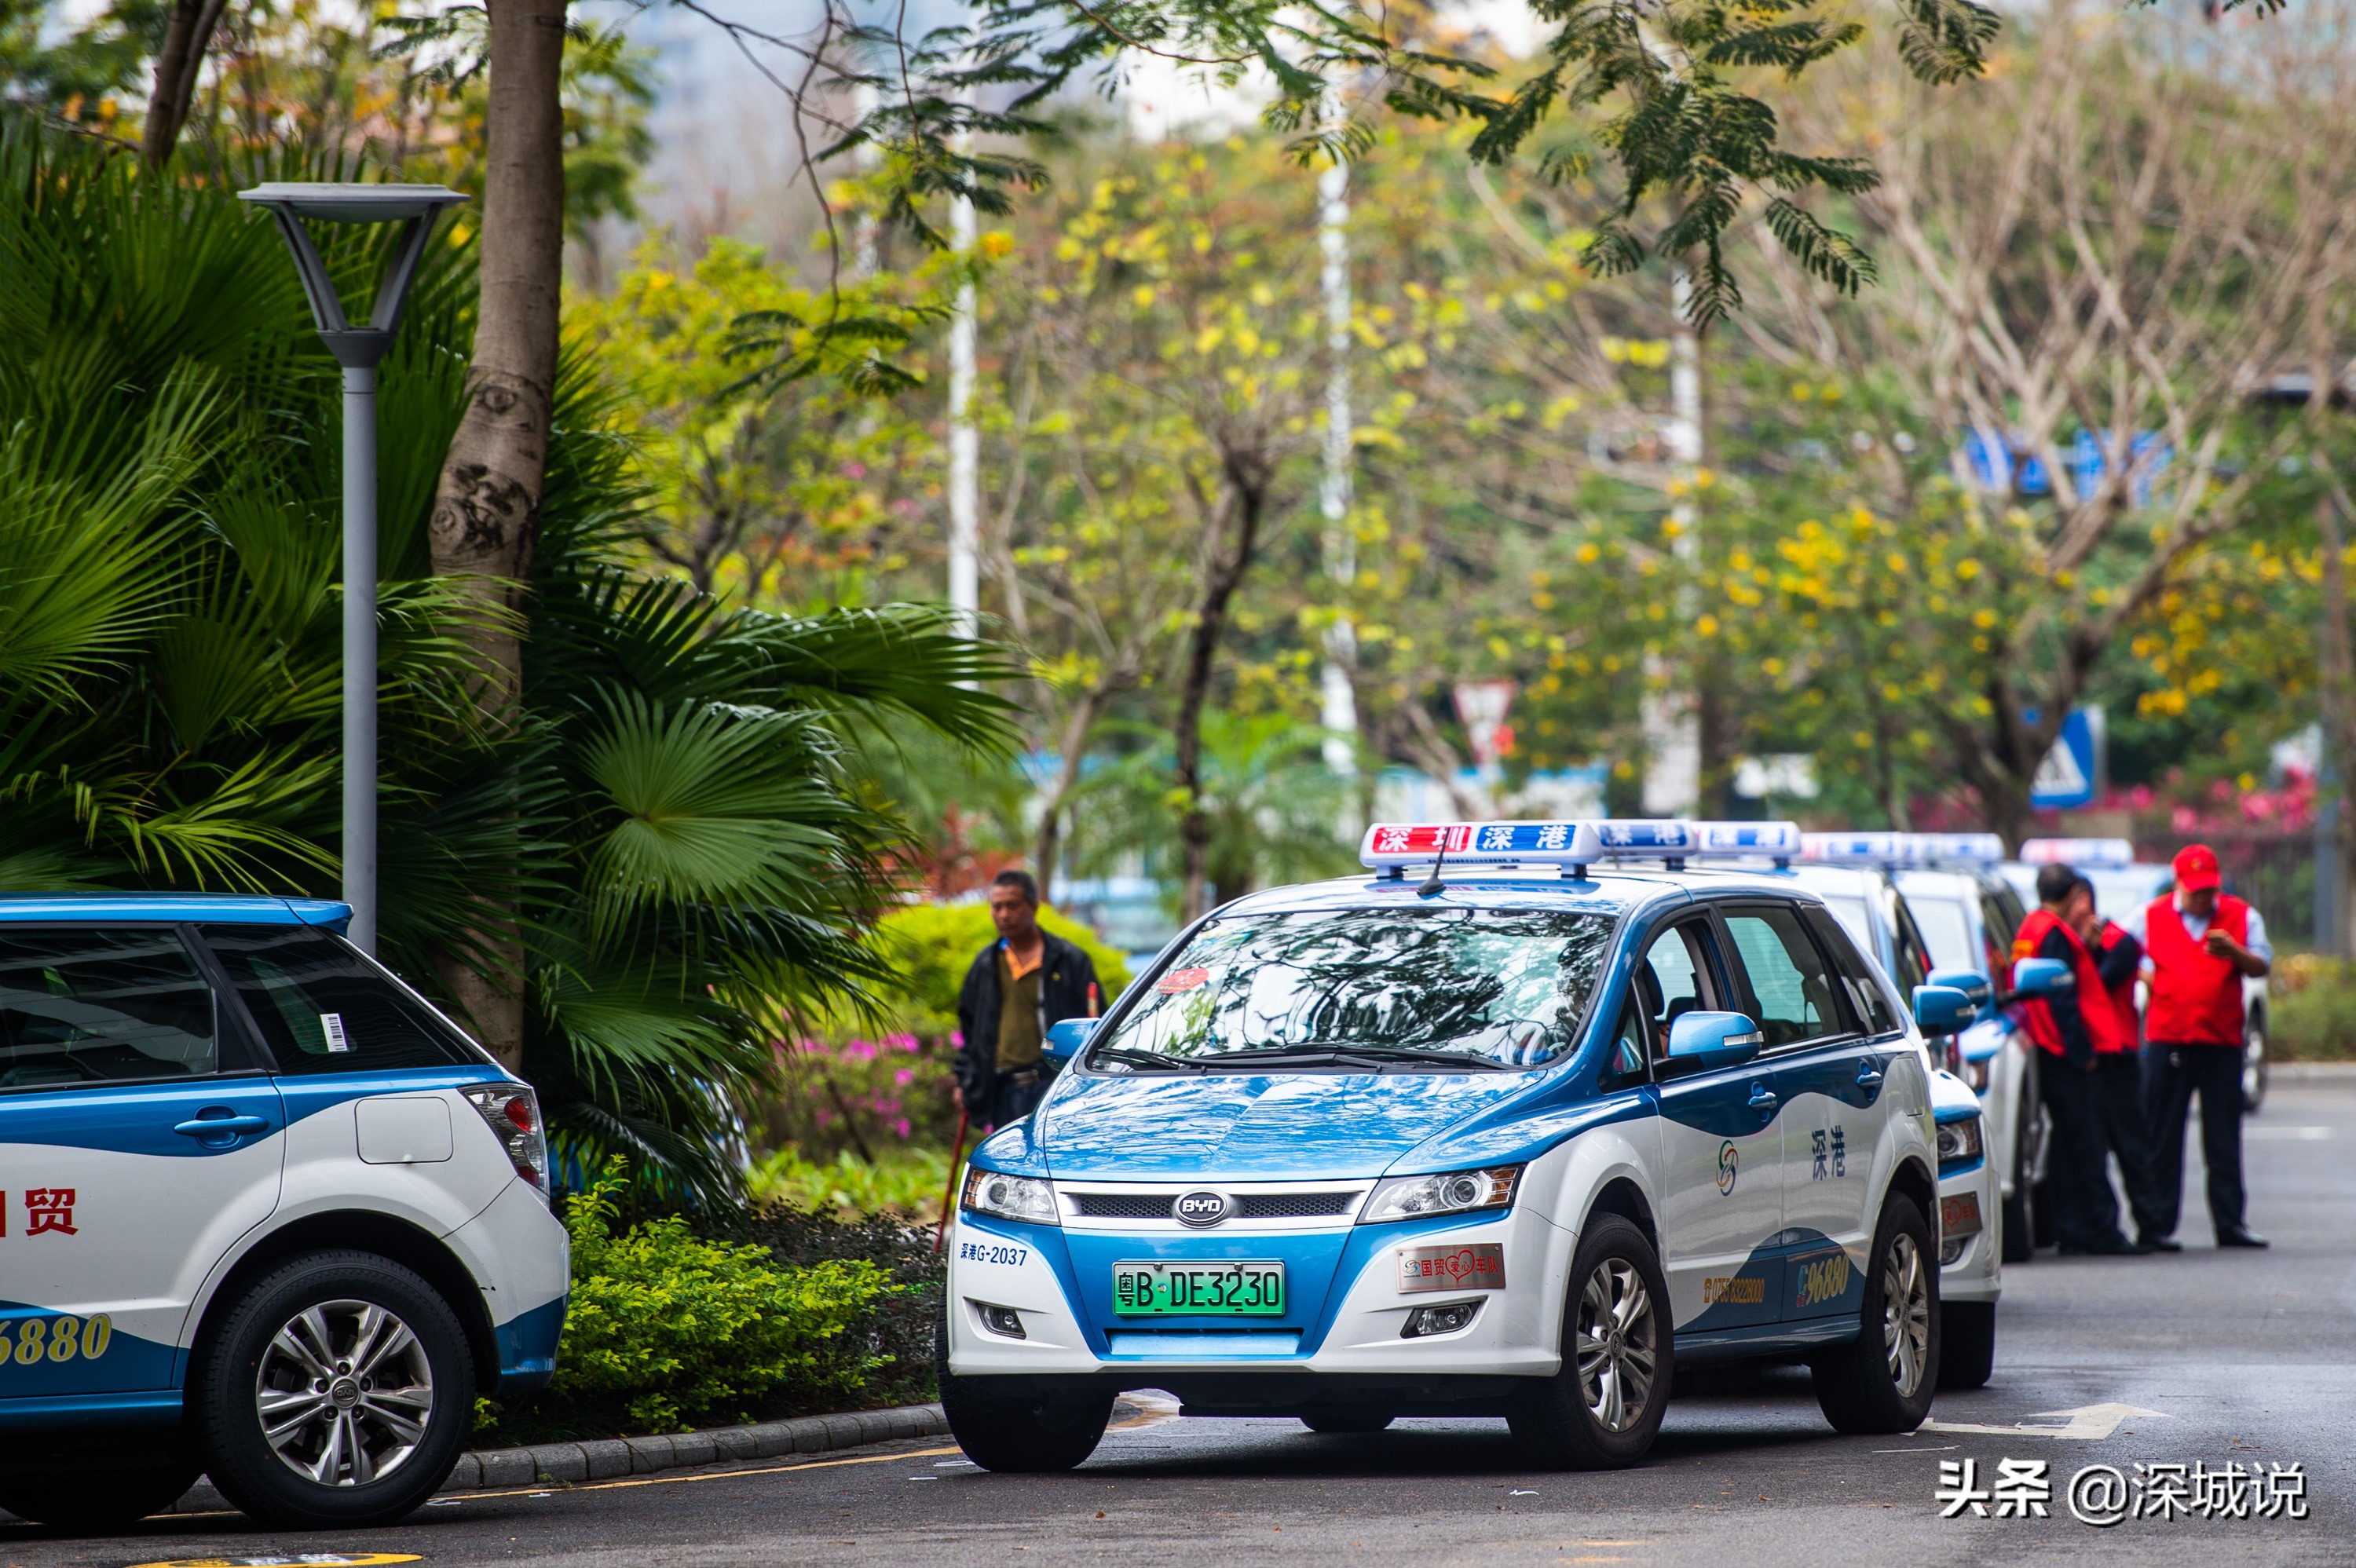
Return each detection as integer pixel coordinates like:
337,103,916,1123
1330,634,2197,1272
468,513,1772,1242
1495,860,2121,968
2216,1226,2270,1248
2139,1234,2182,1252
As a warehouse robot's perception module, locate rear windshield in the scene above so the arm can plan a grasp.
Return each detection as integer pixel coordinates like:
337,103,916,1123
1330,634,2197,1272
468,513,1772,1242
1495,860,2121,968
1091,907,1615,1072
199,925,482,1075
1908,894,1976,974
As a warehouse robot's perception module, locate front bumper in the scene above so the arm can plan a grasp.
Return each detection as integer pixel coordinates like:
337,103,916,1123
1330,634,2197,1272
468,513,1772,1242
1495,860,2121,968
945,1197,1575,1383
1937,1161,2001,1306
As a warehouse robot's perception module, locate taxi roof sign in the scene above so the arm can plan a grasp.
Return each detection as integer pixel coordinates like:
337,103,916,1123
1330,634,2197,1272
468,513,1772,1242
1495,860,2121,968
1917,832,2005,867
2018,836,2136,868
1802,831,1911,866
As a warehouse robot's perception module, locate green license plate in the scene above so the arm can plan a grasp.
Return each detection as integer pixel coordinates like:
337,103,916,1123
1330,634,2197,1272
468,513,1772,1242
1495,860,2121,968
1111,1260,1286,1317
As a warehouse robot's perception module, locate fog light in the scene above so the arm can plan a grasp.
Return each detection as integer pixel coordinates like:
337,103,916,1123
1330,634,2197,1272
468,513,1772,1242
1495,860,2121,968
1940,1238,1966,1266
980,1305,1026,1340
1401,1302,1480,1339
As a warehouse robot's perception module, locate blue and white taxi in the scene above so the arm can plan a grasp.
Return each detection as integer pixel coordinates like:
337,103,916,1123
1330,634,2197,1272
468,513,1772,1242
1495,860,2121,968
0,895,569,1530
940,821,1978,1471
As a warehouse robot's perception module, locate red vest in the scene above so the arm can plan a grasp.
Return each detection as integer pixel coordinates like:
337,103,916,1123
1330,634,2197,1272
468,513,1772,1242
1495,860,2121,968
2093,920,2141,1050
2011,908,2134,1058
2144,894,2248,1047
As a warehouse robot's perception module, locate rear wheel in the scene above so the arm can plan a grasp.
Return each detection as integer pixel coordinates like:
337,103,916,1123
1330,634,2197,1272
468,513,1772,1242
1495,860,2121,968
1507,1215,1671,1470
935,1309,1112,1473
192,1250,475,1529
1300,1410,1395,1435
1810,1193,1940,1435
0,1458,201,1530
1937,1301,1996,1391
2242,1014,2268,1115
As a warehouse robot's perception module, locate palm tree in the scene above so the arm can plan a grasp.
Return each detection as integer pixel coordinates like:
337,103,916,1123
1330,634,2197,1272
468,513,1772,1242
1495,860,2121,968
0,120,1014,1196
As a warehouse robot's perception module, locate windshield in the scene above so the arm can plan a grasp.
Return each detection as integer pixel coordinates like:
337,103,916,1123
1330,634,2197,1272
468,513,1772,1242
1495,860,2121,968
1820,894,1876,964
1091,907,1615,1071
1908,895,1976,974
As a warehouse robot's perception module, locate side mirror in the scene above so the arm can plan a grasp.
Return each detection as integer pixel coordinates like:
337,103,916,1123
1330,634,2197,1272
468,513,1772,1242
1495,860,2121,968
1926,967,1992,1011
1043,1017,1098,1065
1913,985,1974,1037
2010,956,2075,999
1666,1011,1765,1070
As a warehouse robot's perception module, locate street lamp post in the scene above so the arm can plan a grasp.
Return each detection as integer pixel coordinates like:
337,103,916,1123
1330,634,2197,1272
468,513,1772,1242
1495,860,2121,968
236,183,468,955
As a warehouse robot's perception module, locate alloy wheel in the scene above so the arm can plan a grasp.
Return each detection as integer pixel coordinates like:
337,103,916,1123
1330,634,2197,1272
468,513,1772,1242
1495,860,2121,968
1880,1234,1931,1398
1574,1258,1656,1434
254,1299,435,1486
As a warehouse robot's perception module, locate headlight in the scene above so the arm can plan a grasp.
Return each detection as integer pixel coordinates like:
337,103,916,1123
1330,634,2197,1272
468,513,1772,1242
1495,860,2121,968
1936,1117,1984,1170
960,1168,1060,1225
1358,1165,1522,1225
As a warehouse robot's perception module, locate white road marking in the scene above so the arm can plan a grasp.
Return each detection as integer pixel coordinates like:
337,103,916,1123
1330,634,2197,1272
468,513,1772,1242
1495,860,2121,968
1922,1402,2168,1441
2244,1125,2331,1140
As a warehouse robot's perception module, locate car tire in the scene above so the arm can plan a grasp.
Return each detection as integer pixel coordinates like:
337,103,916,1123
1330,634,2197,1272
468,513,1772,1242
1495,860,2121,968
935,1308,1112,1472
1810,1193,1940,1435
0,1457,202,1530
1506,1215,1672,1471
1300,1409,1395,1434
2241,1014,2267,1116
2001,1081,2037,1264
191,1250,477,1530
1937,1301,1996,1391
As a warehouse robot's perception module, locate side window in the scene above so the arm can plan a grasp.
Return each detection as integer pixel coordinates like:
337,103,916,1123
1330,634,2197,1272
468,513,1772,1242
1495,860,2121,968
1888,896,1935,992
199,925,479,1075
1631,920,1716,1061
1721,906,1849,1049
1979,891,2020,1000
0,928,218,1087
1805,906,1904,1036
1601,1001,1649,1088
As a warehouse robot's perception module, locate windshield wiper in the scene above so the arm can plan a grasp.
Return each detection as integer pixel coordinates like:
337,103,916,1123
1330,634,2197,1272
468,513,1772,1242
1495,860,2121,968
1088,1046,1209,1073
1209,1045,1509,1073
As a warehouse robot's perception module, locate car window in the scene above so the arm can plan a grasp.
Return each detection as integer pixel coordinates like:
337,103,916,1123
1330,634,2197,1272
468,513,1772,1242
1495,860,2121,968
1886,891,1936,992
1631,919,1716,1062
0,928,218,1088
1602,1001,1649,1087
1909,895,1976,974
1721,906,1849,1049
198,925,480,1075
1092,907,1616,1071
1804,906,1904,1036
1979,888,2021,997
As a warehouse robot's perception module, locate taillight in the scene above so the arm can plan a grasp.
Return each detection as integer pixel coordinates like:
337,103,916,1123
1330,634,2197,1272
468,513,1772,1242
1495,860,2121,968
463,1082,549,1193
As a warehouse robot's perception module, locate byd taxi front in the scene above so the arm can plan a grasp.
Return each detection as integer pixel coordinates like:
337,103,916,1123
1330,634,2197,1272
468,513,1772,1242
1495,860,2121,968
941,820,1963,1472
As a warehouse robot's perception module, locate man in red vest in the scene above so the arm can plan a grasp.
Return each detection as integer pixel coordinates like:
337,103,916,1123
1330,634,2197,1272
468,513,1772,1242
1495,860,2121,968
2011,863,2152,1255
2070,878,2172,1251
2142,844,2271,1248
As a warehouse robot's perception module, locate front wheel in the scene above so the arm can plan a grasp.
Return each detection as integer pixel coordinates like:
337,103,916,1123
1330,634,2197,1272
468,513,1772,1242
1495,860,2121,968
0,1458,201,1530
1810,1193,1940,1435
935,1310,1112,1472
2242,1017,2268,1115
192,1251,476,1529
1937,1301,1996,1391
1507,1215,1672,1470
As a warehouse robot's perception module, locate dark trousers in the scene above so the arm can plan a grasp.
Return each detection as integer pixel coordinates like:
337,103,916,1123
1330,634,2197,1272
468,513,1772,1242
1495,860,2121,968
2040,1058,2123,1251
2089,1054,2170,1242
2146,1042,2246,1238
984,1069,1048,1131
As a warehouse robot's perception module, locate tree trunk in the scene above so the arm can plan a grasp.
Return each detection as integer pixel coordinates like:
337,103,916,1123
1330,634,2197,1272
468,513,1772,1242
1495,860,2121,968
426,0,568,1073
2314,483,2356,959
141,0,229,167
1175,461,1268,923
1032,686,1115,907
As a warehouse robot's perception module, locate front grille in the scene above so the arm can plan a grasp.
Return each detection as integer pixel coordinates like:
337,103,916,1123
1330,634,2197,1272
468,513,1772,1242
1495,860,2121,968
1236,1191,1359,1219
1072,1193,1175,1219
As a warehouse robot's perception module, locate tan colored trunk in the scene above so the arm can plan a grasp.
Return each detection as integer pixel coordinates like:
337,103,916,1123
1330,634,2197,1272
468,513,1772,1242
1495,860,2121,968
426,0,568,1073
141,0,229,167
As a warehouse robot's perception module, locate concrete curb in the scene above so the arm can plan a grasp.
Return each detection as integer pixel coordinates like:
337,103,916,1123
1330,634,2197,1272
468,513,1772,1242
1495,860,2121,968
170,1402,951,1516
2269,1062,2356,1080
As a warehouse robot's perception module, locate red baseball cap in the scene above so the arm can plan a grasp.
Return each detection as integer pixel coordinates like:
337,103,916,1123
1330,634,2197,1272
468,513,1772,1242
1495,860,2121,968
2172,843,2222,892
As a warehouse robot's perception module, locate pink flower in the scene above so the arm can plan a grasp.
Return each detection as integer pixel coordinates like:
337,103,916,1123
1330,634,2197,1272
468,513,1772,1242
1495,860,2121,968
894,1068,915,1087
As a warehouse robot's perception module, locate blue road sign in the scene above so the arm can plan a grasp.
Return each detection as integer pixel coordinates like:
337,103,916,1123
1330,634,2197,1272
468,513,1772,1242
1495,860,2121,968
2029,707,2102,810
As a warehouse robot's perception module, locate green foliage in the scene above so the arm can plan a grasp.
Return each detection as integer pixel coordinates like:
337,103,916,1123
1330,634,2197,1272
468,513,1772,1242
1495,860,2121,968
2271,958,2356,1063
873,902,1131,1042
541,1164,894,1434
748,1144,956,1220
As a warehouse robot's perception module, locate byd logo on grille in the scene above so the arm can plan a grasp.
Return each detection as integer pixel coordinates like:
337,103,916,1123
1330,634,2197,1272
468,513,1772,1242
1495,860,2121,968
1174,1190,1232,1226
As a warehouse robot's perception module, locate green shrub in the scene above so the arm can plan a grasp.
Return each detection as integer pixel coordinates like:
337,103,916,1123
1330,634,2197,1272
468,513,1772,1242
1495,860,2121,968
749,1144,956,1221
528,1164,897,1435
2271,957,2356,1061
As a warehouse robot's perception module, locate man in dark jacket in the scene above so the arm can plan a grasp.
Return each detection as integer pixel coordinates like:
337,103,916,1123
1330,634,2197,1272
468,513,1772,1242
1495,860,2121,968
954,869,1101,1130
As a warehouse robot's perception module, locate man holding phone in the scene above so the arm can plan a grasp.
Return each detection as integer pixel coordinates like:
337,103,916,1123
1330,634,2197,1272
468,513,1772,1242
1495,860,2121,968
2142,844,2271,1249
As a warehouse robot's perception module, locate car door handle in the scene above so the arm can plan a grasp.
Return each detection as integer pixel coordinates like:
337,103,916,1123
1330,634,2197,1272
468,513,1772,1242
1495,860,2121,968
174,1113,271,1141
1856,1062,1885,1088
1747,1085,1778,1111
